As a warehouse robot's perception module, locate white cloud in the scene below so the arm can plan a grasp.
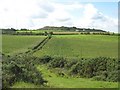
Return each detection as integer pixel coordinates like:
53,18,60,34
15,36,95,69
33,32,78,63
0,0,118,32
91,13,118,32
74,3,118,32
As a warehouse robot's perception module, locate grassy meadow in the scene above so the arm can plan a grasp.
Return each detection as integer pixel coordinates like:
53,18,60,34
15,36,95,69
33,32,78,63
34,35,118,58
2,34,119,88
2,35,46,55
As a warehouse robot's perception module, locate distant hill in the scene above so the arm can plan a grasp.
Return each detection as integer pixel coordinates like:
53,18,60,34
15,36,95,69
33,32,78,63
1,28,16,34
38,26,106,32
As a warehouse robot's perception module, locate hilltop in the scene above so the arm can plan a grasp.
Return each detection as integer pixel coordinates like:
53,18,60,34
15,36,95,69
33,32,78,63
38,26,106,32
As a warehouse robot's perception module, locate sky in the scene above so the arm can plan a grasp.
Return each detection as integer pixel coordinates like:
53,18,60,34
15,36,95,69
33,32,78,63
0,0,118,32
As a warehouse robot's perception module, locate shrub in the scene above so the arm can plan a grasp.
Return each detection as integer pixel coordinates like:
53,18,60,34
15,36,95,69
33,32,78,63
2,55,46,88
65,59,77,69
49,57,67,68
66,57,119,82
39,55,53,64
29,55,119,82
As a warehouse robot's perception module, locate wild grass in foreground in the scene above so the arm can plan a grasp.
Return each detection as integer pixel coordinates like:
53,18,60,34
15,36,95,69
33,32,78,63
37,65,118,88
12,82,41,88
3,54,119,88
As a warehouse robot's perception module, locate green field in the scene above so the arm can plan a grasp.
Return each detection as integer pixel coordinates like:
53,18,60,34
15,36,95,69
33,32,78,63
2,34,119,88
2,35,46,55
34,35,118,58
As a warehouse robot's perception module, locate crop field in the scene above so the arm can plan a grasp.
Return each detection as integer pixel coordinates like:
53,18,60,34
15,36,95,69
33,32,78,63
34,35,118,58
2,35,46,55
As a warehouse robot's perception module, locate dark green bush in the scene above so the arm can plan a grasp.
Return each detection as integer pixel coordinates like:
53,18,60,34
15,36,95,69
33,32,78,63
39,55,53,64
2,55,46,88
65,59,77,69
69,57,119,81
41,56,119,82
49,57,67,68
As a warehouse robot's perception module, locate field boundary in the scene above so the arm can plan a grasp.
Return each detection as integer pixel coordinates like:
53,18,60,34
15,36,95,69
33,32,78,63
25,36,51,54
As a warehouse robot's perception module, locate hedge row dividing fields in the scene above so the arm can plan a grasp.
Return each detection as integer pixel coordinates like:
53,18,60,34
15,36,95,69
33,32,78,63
25,36,51,54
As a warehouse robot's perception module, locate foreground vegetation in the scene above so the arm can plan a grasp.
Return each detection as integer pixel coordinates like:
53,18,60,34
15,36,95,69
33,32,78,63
38,55,119,82
2,54,118,88
37,65,118,88
2,54,47,88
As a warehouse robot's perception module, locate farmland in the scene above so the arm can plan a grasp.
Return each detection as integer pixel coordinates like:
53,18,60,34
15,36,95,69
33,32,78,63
2,35,46,55
2,33,119,88
34,35,118,58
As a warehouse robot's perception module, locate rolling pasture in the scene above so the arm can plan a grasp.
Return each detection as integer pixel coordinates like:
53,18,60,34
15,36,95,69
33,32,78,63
34,35,118,58
2,34,119,88
2,35,46,55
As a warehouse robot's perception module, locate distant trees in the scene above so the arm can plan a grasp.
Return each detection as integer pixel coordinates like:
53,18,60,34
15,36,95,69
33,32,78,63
49,32,53,35
20,28,28,31
44,31,48,36
2,28,16,34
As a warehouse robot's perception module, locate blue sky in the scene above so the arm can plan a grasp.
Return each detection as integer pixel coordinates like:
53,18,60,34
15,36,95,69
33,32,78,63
92,2,118,18
52,0,118,17
0,0,118,32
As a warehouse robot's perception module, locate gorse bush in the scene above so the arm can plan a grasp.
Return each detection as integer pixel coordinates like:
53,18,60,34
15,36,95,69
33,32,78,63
39,56,119,82
2,54,119,88
49,57,67,68
39,55,53,64
65,59,78,69
69,57,118,81
2,54,46,88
